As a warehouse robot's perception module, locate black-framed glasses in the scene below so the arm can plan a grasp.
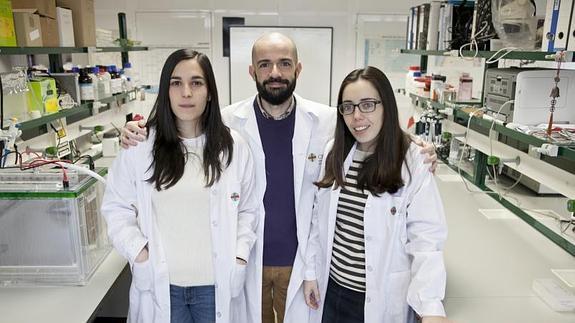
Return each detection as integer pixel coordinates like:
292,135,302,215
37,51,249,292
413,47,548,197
338,100,381,115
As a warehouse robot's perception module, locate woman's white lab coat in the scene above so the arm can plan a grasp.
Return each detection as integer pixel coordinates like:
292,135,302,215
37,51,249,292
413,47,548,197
305,141,448,322
222,94,336,323
101,129,261,323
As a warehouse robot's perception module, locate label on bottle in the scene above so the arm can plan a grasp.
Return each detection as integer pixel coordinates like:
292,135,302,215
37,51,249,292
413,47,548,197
80,83,95,101
111,78,123,94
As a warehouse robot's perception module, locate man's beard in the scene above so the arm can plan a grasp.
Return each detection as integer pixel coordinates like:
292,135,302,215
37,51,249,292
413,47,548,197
255,75,297,105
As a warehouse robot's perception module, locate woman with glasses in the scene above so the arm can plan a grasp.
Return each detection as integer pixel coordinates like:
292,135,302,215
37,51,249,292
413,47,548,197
303,66,451,323
101,49,260,323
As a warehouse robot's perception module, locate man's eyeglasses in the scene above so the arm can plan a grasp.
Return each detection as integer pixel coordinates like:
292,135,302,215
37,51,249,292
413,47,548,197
338,100,381,115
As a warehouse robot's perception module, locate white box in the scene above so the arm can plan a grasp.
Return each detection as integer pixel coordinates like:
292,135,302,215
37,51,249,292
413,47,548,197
56,7,74,46
513,69,575,125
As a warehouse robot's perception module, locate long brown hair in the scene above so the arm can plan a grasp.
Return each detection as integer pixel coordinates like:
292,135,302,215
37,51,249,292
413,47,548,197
316,66,411,196
146,49,233,190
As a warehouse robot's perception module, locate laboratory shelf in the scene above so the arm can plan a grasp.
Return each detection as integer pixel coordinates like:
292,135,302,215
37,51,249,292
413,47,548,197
92,46,148,53
400,49,572,61
11,90,137,132
15,104,92,130
452,110,575,161
0,46,148,55
440,157,575,256
404,48,575,257
408,92,482,110
408,93,575,161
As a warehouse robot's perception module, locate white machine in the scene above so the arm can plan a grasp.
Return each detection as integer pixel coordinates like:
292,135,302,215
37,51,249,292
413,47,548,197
513,69,575,125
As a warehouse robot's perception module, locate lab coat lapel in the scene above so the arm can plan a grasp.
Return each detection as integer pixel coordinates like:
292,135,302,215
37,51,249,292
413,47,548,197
292,107,313,213
233,102,264,158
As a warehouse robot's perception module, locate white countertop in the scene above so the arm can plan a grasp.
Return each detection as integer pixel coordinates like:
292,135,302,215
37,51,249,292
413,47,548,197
0,251,127,323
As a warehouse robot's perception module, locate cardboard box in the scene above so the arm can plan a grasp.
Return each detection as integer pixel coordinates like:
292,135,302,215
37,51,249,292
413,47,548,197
13,9,42,47
56,7,73,46
56,0,95,47
40,16,59,47
0,0,17,46
11,0,56,19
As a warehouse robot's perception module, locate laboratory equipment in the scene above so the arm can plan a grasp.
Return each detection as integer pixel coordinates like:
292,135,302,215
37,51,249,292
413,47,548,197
482,68,574,124
514,69,575,125
0,168,111,286
483,68,522,122
457,73,473,101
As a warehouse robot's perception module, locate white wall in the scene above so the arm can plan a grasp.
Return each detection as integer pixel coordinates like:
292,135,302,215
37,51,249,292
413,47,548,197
93,0,424,106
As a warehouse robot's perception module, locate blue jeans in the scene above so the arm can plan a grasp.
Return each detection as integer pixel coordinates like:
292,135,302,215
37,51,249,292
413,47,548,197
170,284,216,323
322,278,365,323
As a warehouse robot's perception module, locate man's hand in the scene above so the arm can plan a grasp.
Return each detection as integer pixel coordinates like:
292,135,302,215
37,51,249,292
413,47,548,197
303,280,321,310
413,137,438,173
120,119,147,149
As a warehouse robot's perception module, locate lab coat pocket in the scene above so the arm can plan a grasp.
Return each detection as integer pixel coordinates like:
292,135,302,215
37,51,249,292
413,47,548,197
230,262,247,298
386,270,411,315
132,260,153,291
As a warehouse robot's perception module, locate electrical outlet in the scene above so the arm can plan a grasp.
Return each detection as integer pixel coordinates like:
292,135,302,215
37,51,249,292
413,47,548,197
533,144,559,157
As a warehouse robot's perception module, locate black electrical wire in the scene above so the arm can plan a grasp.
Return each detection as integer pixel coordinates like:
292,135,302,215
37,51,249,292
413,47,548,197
1,74,4,130
0,140,4,167
73,155,95,171
49,122,61,150
0,150,22,169
474,0,498,50
449,1,475,49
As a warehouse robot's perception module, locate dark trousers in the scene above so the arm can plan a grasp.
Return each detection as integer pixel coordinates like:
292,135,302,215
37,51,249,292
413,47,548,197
321,278,365,323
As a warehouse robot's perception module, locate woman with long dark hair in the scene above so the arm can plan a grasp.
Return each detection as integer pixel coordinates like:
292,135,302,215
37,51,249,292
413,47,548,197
102,49,260,323
303,67,451,323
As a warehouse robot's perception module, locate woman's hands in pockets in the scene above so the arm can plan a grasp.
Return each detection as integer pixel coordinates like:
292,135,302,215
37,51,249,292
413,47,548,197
231,258,248,298
135,246,149,263
132,246,153,291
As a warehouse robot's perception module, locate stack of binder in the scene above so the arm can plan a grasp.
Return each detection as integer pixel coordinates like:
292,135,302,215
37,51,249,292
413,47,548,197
406,0,475,51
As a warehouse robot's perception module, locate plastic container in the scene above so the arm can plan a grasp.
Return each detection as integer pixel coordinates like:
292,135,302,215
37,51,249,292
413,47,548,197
430,74,446,102
123,62,140,90
405,66,421,94
448,137,460,165
457,73,473,101
413,77,427,96
79,67,95,101
102,130,120,157
108,65,123,94
0,168,111,286
87,67,100,100
491,0,537,49
97,65,112,99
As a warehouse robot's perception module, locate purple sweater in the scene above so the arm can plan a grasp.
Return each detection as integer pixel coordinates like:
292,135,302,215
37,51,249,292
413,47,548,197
254,99,298,266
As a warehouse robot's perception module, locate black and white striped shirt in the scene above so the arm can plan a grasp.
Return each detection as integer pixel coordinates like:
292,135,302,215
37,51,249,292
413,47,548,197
329,150,370,293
